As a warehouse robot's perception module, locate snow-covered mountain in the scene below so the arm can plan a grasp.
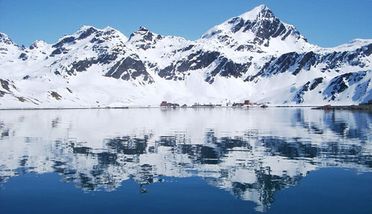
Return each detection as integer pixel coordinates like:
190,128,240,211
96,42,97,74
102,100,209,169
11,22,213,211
0,5,371,108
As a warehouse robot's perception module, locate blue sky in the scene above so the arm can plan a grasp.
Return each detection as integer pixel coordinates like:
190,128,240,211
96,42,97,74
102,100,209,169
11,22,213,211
0,0,371,47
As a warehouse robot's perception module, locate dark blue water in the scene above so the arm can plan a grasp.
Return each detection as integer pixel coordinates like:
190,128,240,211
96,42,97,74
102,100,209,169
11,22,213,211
0,108,371,214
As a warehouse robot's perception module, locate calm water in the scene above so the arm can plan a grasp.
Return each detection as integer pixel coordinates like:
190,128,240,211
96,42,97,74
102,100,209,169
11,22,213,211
0,108,371,214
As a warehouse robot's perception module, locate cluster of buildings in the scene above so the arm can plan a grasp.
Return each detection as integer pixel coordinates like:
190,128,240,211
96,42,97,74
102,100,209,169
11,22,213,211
160,100,268,109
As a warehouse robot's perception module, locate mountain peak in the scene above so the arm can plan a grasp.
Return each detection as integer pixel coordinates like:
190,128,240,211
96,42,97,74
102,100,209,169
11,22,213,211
0,32,7,38
201,4,278,39
29,40,49,49
128,26,151,39
138,26,150,32
239,4,272,21
102,26,116,32
78,25,97,32
0,32,15,45
201,4,309,49
75,25,99,40
129,26,162,43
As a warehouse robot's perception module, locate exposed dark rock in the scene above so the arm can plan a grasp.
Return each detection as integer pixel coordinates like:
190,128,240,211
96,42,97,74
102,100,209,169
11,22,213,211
105,57,154,83
207,58,250,83
19,53,28,61
323,71,367,101
247,52,299,81
90,37,105,44
128,27,163,50
309,77,323,90
67,58,97,74
77,27,98,40
293,77,324,104
50,47,67,57
52,36,75,48
158,51,221,80
293,82,310,104
245,13,287,44
16,97,26,102
0,79,10,91
65,52,119,75
229,17,245,33
247,44,370,82
96,52,119,64
179,45,194,52
292,51,318,75
50,91,62,100
0,33,14,45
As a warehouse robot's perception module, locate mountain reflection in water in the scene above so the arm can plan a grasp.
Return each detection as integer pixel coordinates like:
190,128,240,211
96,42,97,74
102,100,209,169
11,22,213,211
0,108,371,212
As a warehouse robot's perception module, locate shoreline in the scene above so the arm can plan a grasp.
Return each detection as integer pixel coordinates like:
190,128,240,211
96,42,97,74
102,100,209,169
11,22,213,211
311,104,372,111
0,104,371,111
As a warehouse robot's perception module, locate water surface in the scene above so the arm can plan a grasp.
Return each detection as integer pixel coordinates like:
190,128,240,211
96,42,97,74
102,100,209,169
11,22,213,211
0,108,371,214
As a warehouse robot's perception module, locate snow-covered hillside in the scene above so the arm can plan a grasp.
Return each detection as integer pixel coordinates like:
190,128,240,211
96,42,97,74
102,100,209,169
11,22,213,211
0,4,371,108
